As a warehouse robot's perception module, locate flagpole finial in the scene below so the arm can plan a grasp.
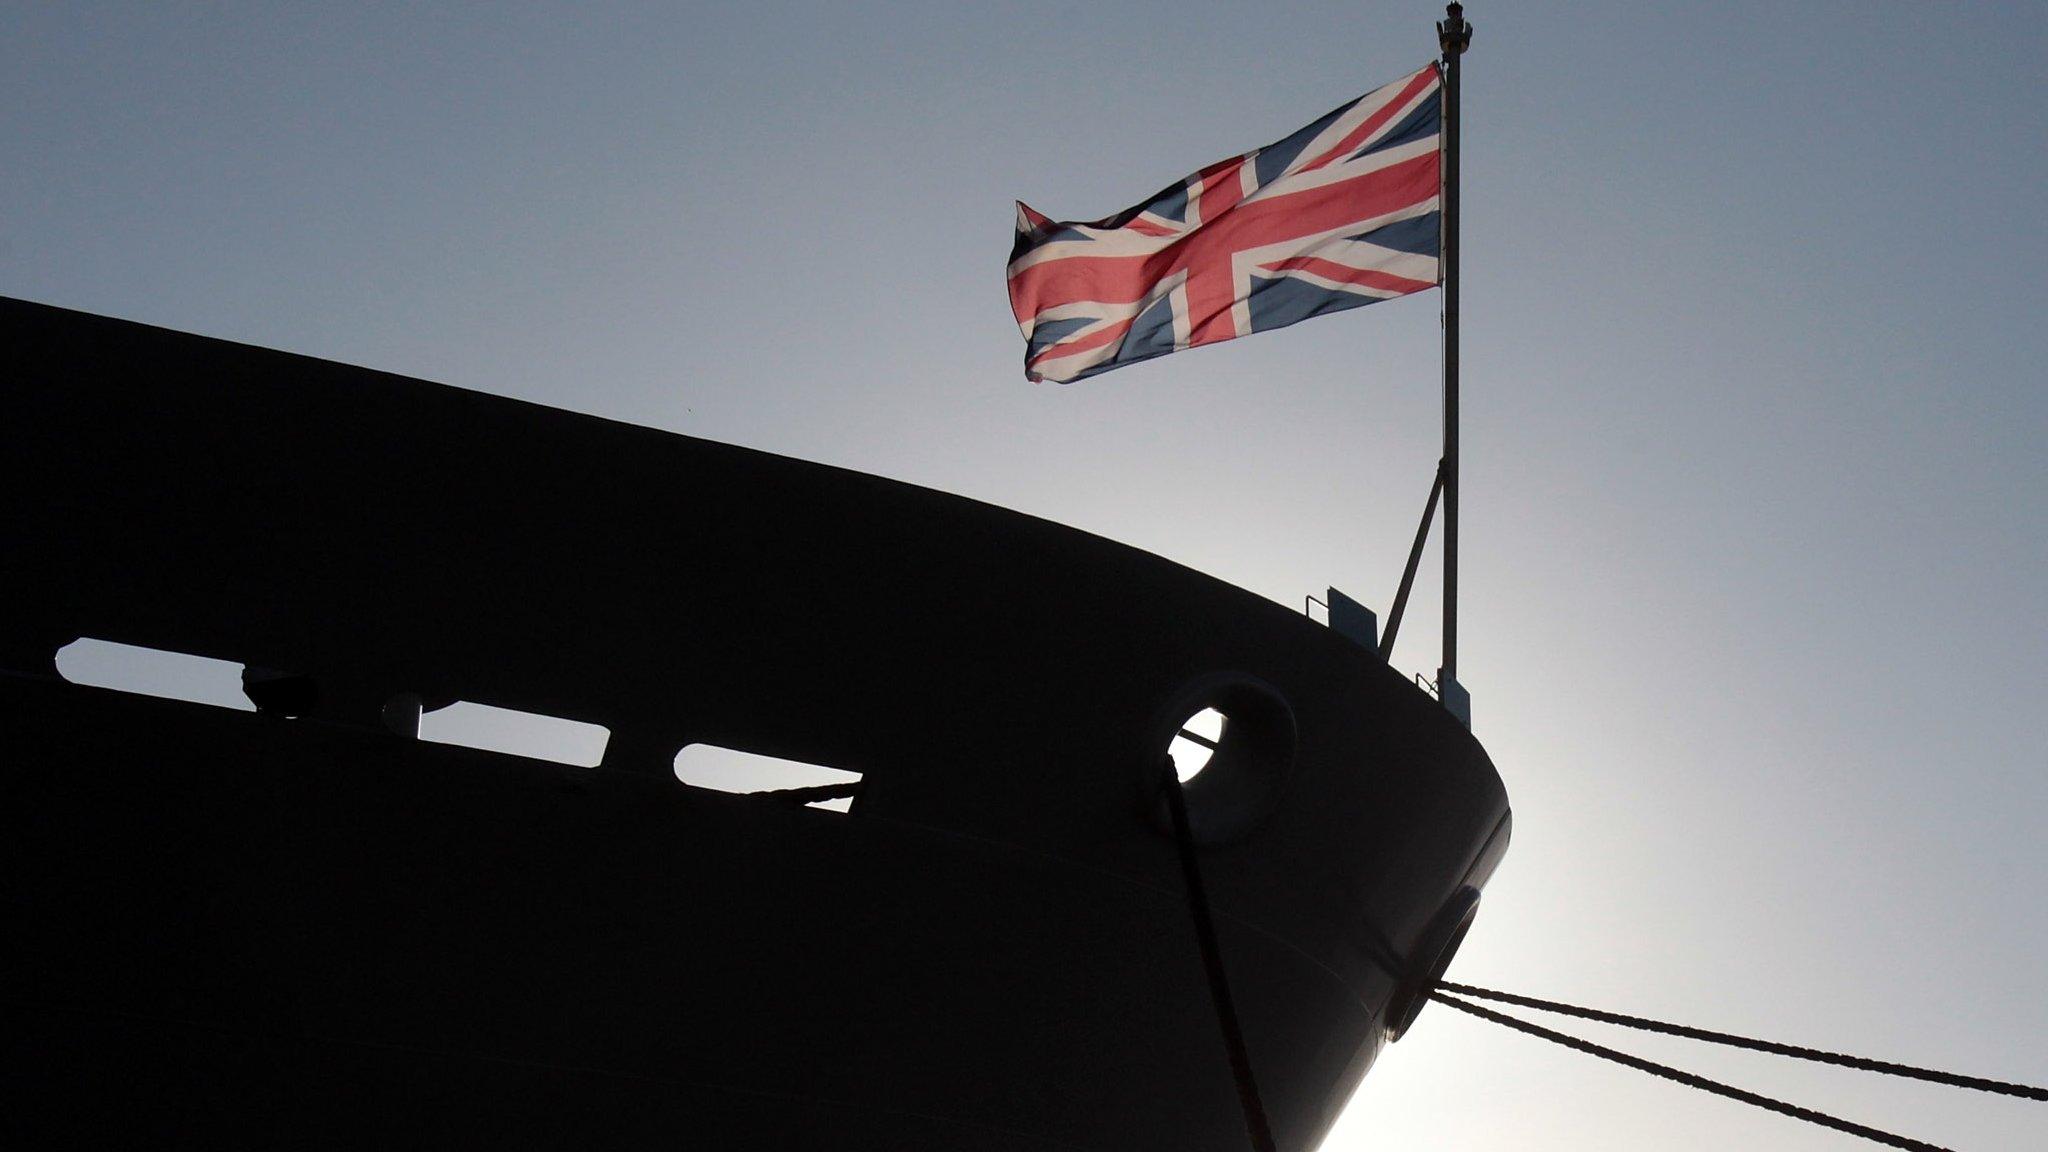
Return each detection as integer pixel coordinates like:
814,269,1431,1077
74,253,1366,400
1438,3,1472,58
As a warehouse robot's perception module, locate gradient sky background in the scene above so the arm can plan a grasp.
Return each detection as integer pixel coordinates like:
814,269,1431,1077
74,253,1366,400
5,3,2044,1148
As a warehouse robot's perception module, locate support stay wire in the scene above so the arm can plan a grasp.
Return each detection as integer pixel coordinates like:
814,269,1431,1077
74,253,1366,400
1438,981,2048,1101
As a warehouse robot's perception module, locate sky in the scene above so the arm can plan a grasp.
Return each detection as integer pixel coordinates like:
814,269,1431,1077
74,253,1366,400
5,2,2045,1148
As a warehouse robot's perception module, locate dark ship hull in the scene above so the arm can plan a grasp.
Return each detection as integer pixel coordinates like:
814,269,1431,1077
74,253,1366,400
0,296,1509,1150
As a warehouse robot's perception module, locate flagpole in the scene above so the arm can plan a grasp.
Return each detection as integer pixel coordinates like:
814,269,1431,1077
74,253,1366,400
1437,3,1472,724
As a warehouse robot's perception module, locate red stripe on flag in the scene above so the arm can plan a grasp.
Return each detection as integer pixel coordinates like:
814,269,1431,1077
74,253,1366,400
1298,66,1440,174
1027,315,1136,369
1010,250,1182,318
1209,152,1440,250
1261,257,1435,296
1191,157,1247,224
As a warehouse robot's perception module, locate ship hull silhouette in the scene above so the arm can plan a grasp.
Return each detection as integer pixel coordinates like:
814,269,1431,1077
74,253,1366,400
1,297,1508,1150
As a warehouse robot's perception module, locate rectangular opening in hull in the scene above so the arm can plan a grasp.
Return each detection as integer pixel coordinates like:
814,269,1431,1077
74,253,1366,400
418,702,610,767
54,638,255,713
673,744,862,811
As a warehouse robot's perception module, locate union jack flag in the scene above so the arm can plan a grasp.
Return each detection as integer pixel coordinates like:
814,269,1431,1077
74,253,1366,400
1007,64,1442,383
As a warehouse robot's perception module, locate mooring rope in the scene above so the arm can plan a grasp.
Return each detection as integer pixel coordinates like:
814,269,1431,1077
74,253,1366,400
1437,982,2048,1102
1430,991,1956,1152
1163,759,1277,1152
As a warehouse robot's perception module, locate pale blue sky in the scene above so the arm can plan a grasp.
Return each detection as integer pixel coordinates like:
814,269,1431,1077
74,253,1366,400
5,3,2044,1148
